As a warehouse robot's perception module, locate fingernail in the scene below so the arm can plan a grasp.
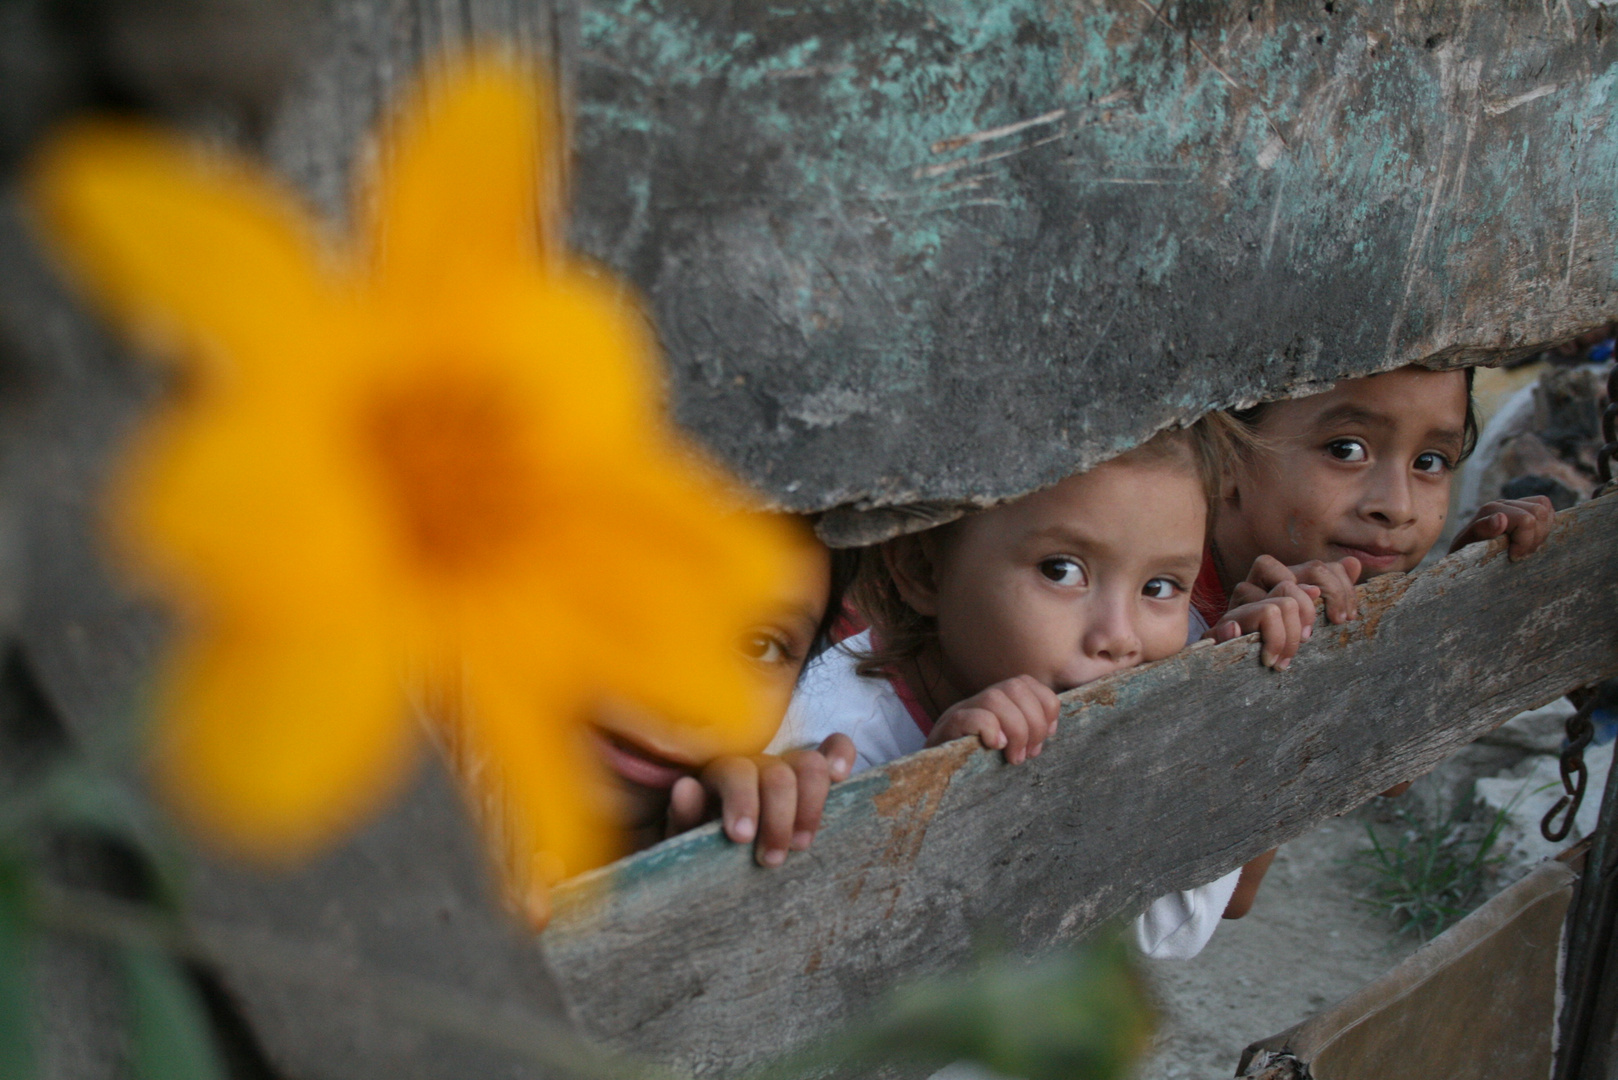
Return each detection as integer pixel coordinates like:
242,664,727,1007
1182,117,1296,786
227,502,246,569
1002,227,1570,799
1302,624,1313,641
1277,657,1291,671
791,830,814,851
733,817,755,841
763,848,785,867
831,762,850,782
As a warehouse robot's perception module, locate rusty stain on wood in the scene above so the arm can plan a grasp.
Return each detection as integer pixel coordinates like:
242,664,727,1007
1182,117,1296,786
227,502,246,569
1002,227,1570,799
1332,569,1419,645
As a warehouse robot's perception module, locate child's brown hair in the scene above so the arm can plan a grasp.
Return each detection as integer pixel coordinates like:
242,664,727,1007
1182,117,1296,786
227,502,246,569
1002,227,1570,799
844,412,1248,678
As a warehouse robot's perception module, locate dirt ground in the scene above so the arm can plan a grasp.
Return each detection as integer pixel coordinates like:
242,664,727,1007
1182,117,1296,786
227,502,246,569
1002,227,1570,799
1134,811,1422,1079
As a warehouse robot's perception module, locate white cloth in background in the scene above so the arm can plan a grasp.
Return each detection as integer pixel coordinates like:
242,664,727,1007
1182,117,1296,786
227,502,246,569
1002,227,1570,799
1187,604,1211,644
767,630,927,767
1134,866,1243,959
779,631,1240,961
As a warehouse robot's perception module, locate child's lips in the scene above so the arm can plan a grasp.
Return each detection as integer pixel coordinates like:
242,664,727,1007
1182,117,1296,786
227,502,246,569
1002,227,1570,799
1334,543,1404,571
589,728,695,791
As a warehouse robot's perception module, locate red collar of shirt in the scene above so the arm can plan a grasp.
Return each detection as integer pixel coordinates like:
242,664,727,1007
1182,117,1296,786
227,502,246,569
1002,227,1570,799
1192,545,1228,627
867,631,934,736
885,669,934,737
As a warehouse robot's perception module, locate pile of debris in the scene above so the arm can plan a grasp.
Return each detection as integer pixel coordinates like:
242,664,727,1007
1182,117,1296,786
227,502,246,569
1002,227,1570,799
1401,337,1618,901
1460,342,1613,520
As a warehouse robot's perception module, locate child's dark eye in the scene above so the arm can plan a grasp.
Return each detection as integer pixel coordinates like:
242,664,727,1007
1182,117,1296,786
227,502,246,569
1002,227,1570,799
1038,557,1085,586
1325,438,1368,463
737,629,795,667
1142,577,1181,600
1413,451,1451,475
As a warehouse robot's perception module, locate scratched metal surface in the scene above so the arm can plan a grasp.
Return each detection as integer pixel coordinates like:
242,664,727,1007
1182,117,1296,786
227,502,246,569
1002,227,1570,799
569,0,1618,537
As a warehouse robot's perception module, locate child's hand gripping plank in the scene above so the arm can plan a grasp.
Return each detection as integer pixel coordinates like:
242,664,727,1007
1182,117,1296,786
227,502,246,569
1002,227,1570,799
1449,495,1555,559
923,674,1060,765
1236,553,1364,625
1205,577,1320,670
666,735,856,867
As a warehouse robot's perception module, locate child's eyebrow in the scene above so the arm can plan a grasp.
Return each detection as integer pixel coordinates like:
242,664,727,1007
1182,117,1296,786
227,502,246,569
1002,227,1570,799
1312,404,1465,455
1311,403,1393,430
1427,427,1467,455
1027,524,1100,550
1164,554,1205,576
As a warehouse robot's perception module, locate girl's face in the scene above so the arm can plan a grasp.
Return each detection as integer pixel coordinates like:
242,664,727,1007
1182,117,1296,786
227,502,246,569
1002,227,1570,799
590,544,831,831
1215,367,1467,580
915,455,1206,704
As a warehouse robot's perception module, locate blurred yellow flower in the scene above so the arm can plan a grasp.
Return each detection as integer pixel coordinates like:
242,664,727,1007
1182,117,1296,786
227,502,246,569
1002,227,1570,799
28,54,805,920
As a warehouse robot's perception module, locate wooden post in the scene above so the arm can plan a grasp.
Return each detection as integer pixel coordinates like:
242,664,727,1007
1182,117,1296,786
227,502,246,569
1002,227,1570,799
1555,724,1618,1079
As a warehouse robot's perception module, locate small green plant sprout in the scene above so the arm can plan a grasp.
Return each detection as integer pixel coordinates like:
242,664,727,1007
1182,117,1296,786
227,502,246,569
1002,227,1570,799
1352,796,1517,941
753,931,1155,1080
0,760,225,1080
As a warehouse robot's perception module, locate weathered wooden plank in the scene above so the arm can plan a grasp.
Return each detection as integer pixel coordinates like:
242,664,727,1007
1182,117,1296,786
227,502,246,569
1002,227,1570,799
568,0,1618,537
540,496,1618,1077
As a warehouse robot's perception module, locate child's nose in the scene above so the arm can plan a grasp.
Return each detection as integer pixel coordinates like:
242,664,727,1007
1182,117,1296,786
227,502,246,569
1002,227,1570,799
1361,462,1417,527
1082,597,1142,663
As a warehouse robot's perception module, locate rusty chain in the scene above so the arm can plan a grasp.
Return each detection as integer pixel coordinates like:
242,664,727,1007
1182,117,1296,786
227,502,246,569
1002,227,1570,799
1544,694,1599,842
1541,360,1618,843
1600,359,1618,493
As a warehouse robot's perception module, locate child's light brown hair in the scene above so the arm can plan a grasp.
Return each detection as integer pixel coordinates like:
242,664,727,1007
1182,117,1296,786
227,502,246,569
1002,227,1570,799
843,412,1249,678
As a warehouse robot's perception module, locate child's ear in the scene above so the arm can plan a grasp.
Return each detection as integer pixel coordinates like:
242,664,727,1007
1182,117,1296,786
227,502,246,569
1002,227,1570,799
883,535,941,617
1221,469,1242,507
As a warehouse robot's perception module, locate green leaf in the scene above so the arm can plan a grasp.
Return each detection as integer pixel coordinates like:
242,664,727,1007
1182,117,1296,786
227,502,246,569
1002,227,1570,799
121,946,224,1080
758,932,1153,1080
0,854,35,1080
37,765,186,907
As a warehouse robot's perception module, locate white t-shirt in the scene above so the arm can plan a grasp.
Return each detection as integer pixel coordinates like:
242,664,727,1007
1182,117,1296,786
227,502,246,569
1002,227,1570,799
769,630,928,766
1187,604,1211,644
779,630,1241,961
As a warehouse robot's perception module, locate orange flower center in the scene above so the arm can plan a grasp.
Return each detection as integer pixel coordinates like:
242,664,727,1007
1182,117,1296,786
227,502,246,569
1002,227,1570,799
364,375,540,573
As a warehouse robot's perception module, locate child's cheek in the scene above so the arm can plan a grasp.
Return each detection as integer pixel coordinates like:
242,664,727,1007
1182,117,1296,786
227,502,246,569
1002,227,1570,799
1283,510,1326,561
1142,606,1192,662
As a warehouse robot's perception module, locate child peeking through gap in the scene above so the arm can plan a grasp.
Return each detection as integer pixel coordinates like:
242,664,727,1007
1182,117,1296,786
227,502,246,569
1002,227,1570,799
1195,364,1557,907
587,523,858,867
772,415,1317,960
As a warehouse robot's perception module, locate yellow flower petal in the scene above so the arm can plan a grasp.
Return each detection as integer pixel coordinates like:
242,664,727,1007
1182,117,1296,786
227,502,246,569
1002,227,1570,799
111,388,395,622
32,52,810,902
551,461,815,758
364,54,558,297
478,264,662,455
154,617,412,859
458,639,620,901
28,122,331,385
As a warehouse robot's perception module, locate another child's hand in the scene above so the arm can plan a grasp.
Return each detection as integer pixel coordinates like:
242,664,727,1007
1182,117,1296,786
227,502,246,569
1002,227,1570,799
665,734,856,868
1206,580,1317,670
1233,553,1363,625
926,674,1059,765
1448,496,1555,560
